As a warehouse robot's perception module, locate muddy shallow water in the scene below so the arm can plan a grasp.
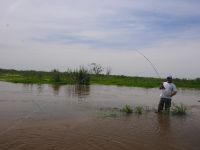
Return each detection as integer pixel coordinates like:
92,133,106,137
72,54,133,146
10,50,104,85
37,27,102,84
0,81,200,150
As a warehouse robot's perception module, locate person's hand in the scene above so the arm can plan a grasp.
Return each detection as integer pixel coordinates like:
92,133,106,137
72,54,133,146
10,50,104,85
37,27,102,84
160,83,165,89
171,91,177,97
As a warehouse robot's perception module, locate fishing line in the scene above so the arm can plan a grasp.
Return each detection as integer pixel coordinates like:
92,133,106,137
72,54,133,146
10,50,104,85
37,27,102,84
133,49,162,78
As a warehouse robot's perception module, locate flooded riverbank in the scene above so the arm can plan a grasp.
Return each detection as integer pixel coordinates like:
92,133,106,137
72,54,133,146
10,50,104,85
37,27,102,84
0,81,200,150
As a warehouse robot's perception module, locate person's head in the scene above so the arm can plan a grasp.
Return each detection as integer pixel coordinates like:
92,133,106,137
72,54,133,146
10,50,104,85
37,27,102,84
166,76,172,83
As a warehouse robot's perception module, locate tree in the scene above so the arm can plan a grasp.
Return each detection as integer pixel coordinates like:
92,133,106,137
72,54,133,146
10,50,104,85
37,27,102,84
89,63,104,75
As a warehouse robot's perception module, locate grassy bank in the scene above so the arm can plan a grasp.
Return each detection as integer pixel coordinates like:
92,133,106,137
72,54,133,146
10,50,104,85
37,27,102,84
0,68,200,89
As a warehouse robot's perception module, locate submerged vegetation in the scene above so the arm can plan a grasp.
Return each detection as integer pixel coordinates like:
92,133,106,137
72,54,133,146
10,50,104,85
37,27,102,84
0,68,200,88
121,105,133,114
134,106,143,114
171,103,187,115
121,105,143,115
104,103,187,117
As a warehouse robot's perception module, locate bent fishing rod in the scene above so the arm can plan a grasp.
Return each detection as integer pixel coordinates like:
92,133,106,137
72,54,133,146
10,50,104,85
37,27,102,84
133,49,162,79
79,49,162,83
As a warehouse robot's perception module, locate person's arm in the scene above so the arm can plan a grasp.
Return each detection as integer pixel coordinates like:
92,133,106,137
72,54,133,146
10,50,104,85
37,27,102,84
171,84,177,97
171,91,177,97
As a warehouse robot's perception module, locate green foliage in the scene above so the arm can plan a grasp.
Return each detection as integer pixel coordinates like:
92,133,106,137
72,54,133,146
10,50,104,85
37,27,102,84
74,66,90,85
0,68,200,89
134,106,143,114
51,69,61,83
90,75,162,88
171,103,187,115
121,105,133,114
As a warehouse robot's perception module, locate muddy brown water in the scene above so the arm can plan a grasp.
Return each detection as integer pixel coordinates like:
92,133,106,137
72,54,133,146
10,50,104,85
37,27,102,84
0,81,200,150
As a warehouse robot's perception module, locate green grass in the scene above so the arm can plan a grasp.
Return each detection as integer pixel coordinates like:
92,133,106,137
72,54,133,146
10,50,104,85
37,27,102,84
51,69,61,83
0,68,200,88
171,103,187,115
0,68,90,85
134,106,143,114
91,75,162,88
121,105,133,114
91,75,200,89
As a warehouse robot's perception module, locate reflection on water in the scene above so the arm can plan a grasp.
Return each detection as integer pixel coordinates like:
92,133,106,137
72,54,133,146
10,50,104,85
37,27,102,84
0,82,200,150
51,84,61,95
157,114,171,134
22,84,33,92
1,81,200,110
22,84,44,95
74,85,90,100
36,84,43,94
20,83,91,99
66,84,90,99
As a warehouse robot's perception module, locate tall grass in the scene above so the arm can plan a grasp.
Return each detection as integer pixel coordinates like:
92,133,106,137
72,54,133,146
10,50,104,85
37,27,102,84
74,66,90,85
171,103,187,115
51,69,61,83
121,105,133,114
134,106,143,114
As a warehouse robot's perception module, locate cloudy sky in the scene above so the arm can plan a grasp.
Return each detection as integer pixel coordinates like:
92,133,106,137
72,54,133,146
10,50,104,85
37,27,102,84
0,0,200,78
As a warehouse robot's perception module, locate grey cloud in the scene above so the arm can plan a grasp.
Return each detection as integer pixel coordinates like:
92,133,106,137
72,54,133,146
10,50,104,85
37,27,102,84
0,0,200,78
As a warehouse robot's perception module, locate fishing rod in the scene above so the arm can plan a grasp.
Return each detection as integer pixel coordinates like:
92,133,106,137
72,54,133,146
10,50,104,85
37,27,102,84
80,49,162,82
133,49,162,79
75,49,162,83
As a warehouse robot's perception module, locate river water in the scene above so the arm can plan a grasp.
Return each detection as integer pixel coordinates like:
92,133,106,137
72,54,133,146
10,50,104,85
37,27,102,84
0,81,199,150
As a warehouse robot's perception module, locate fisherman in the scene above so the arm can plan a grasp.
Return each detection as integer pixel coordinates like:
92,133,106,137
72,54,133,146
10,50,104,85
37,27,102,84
158,76,177,113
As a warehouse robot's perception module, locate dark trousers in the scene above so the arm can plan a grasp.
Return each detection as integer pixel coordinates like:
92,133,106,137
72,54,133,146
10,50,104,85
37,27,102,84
158,98,172,112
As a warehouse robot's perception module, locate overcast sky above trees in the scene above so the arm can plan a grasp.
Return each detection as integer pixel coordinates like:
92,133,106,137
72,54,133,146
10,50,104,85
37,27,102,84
0,0,200,78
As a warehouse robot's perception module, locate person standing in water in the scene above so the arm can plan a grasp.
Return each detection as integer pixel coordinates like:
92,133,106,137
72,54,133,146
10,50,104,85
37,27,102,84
158,76,177,112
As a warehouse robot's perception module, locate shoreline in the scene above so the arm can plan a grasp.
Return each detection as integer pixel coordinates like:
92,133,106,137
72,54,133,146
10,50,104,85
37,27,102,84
0,68,200,89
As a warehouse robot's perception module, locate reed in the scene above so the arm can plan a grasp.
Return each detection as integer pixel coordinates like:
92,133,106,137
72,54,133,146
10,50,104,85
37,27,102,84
51,69,61,83
171,103,187,115
74,66,90,85
134,106,143,114
121,105,133,114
